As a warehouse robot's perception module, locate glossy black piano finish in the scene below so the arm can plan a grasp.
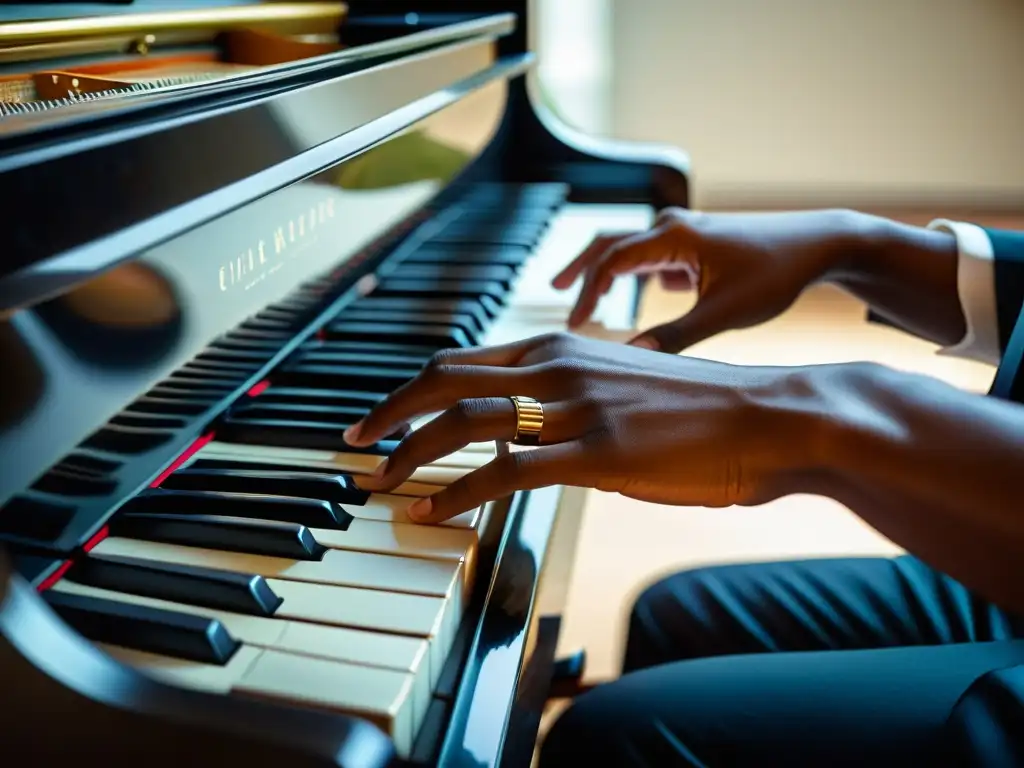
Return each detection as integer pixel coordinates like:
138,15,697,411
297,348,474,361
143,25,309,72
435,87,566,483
0,3,690,766
0,15,517,308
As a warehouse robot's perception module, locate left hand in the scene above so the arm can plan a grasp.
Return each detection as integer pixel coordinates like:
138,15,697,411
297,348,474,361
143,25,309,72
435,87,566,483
344,333,809,523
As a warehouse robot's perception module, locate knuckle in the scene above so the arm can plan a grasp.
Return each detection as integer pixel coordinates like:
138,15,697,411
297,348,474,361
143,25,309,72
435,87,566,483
543,331,576,351
390,432,424,465
450,398,482,425
657,205,686,222
504,449,536,477
422,361,458,383
426,348,460,370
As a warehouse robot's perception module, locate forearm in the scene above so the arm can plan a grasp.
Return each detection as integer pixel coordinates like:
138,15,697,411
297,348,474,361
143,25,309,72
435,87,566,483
799,362,1024,614
825,212,966,348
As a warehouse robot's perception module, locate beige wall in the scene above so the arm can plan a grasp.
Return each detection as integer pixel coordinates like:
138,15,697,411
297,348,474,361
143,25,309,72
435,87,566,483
546,0,1024,209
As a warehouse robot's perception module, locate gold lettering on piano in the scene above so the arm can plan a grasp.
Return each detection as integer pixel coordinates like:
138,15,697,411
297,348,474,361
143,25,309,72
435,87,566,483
218,196,337,293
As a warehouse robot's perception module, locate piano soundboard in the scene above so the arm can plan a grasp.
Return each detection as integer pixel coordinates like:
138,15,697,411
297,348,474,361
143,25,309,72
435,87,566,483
0,2,689,766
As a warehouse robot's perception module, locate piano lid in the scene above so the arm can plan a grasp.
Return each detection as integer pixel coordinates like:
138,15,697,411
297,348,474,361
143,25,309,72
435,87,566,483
0,43,515,519
0,9,518,313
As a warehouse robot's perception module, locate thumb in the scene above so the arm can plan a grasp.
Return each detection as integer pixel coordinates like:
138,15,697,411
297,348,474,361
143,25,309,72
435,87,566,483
629,289,743,353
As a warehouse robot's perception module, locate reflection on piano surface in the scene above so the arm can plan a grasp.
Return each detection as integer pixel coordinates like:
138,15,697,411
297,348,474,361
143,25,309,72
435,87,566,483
0,2,689,766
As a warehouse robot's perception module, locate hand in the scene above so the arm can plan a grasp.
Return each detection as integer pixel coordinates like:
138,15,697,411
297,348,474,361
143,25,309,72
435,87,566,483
554,208,865,352
343,333,813,523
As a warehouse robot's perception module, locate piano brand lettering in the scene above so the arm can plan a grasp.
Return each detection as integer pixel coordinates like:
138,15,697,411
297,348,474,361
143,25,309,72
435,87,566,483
219,197,337,292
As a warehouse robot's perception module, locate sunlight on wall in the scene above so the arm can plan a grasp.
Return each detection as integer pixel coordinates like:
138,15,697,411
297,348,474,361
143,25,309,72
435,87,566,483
533,0,612,136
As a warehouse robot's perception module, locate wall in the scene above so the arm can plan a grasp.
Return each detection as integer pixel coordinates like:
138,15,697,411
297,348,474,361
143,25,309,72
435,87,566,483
542,0,1024,210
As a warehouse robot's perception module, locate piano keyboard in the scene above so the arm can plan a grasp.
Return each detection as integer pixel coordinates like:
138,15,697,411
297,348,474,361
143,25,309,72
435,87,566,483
41,188,653,757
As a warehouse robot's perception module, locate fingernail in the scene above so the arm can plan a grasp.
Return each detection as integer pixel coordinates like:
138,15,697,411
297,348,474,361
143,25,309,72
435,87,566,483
630,336,659,350
343,423,362,444
371,459,388,479
407,497,432,521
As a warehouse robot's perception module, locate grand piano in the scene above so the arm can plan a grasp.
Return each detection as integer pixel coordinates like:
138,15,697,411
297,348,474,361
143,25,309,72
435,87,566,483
0,2,689,765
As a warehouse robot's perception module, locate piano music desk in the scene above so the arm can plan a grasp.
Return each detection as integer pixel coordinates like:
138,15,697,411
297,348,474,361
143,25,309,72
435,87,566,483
551,264,998,687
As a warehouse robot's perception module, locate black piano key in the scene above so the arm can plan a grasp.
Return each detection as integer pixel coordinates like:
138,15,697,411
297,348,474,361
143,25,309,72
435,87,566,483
374,277,508,302
217,417,399,454
68,553,282,617
333,309,484,340
131,396,214,416
162,468,371,505
435,221,544,246
82,424,177,453
230,402,366,428
43,589,240,665
428,226,538,249
228,328,293,342
322,321,473,349
230,403,414,441
125,489,354,530
398,245,529,268
187,457,366,484
252,387,386,409
111,513,326,560
199,348,277,364
459,182,567,209
349,297,492,333
274,362,419,391
183,358,264,373
385,263,517,287
449,207,553,226
293,349,434,369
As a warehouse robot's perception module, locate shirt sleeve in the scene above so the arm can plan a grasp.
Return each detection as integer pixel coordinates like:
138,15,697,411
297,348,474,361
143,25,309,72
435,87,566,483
928,218,1001,366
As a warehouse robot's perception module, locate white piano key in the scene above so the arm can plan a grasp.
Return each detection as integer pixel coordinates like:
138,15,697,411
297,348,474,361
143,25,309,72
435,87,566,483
483,203,653,345
312,517,477,566
99,643,421,757
91,536,469,608
54,580,434,723
345,492,480,529
199,441,489,476
265,578,453,677
183,447,444,497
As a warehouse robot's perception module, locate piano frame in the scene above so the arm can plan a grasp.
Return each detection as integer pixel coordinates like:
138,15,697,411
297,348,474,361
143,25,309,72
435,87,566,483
0,3,689,766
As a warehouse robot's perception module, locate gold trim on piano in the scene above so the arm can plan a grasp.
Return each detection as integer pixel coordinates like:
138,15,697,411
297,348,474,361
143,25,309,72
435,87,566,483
0,2,348,46
0,32,215,66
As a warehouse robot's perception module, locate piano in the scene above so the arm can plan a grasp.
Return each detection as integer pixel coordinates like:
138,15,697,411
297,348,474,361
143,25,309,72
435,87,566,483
0,2,689,765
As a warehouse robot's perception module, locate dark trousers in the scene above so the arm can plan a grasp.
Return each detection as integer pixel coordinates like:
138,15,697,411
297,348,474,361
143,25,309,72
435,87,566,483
538,556,1024,767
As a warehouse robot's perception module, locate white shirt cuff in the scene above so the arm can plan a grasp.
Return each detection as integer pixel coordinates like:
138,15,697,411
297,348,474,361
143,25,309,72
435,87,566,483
928,218,1000,366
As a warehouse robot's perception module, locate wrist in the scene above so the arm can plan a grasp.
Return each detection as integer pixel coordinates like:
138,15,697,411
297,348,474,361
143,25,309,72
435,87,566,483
825,210,958,283
758,361,899,500
818,209,897,281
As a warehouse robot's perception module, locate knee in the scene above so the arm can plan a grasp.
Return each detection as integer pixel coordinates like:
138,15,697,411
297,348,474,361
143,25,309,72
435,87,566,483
538,677,706,767
537,687,636,765
624,562,770,672
624,567,709,672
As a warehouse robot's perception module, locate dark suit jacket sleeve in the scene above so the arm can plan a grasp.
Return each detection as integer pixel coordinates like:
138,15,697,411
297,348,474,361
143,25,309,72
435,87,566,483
987,228,1024,355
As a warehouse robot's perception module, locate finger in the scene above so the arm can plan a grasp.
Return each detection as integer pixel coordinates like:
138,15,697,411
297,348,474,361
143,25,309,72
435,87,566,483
361,398,581,491
568,226,683,328
345,363,548,446
418,337,545,368
628,285,748,353
406,441,584,523
551,231,636,289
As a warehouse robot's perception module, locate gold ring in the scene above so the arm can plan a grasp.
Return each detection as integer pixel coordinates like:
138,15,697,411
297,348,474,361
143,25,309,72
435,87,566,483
510,396,544,446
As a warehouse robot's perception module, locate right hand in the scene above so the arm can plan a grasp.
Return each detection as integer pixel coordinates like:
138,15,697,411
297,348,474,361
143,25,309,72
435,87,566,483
554,208,862,353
